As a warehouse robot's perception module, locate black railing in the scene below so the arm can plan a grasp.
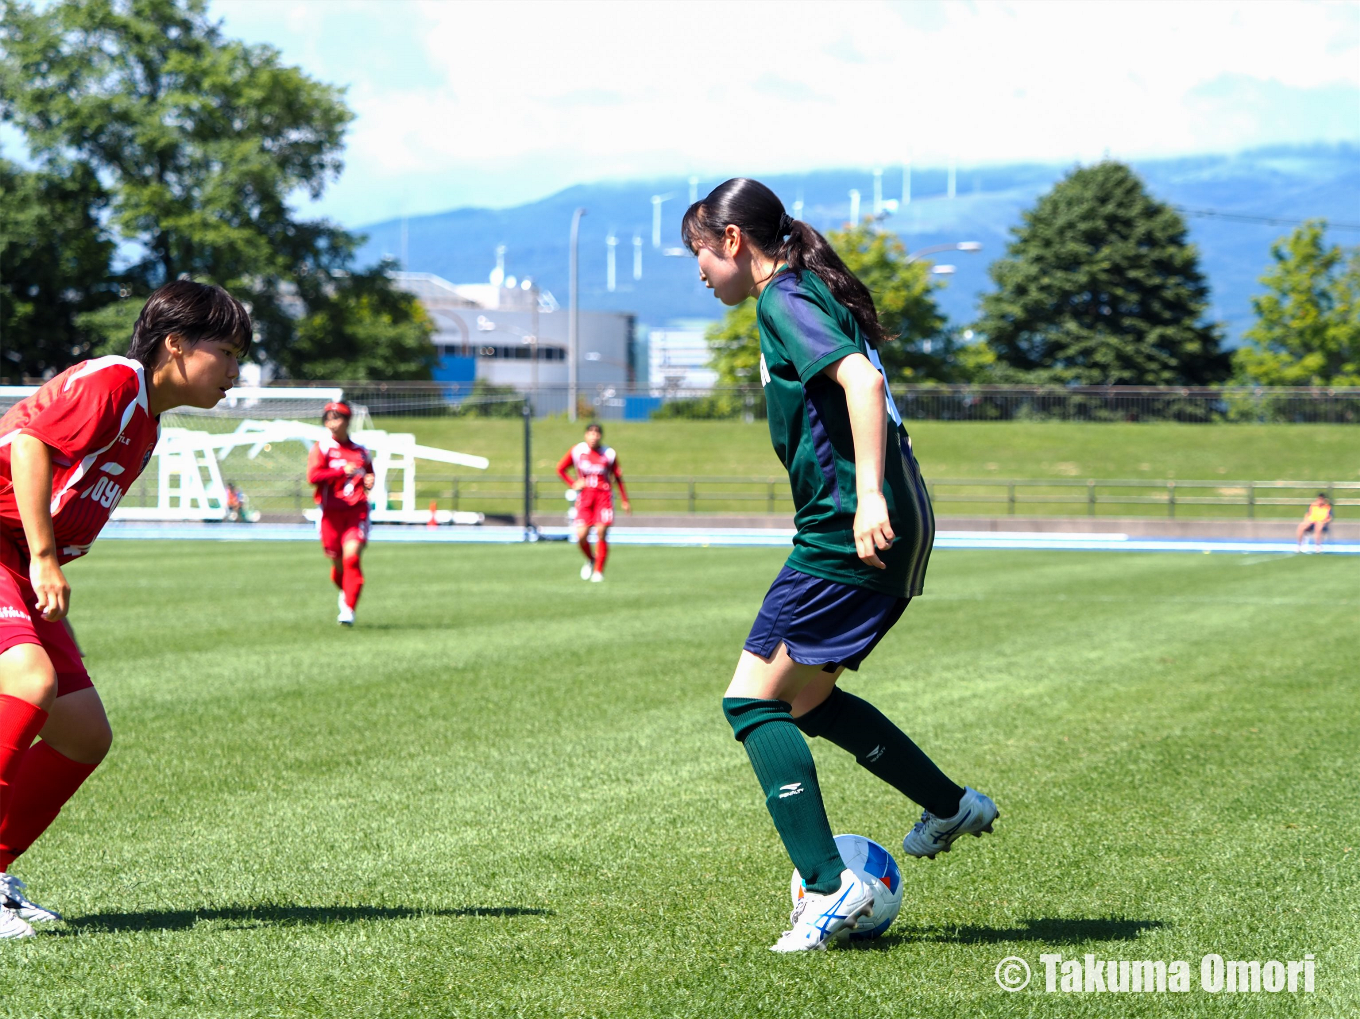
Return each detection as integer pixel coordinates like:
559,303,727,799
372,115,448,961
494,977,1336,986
255,382,1360,424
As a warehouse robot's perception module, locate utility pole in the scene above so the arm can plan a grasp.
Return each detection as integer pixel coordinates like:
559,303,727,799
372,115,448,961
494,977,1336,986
568,207,585,422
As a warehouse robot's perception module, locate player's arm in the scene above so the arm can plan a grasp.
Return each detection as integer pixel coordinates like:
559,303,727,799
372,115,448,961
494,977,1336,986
612,458,631,512
556,451,583,490
306,444,349,484
362,451,375,492
11,433,69,621
823,353,893,570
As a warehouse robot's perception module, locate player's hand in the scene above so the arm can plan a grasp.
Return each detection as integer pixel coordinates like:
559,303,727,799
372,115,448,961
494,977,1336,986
343,463,361,476
363,472,375,491
621,498,632,514
853,491,894,570
30,555,70,622
571,479,586,491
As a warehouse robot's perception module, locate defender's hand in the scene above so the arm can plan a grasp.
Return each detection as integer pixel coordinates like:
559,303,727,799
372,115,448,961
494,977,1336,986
30,555,70,622
853,491,894,570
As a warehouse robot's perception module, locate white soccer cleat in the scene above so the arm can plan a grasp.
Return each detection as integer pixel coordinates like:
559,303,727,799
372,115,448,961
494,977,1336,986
901,787,998,860
590,571,604,583
0,874,60,923
770,868,874,952
0,906,34,940
580,562,594,581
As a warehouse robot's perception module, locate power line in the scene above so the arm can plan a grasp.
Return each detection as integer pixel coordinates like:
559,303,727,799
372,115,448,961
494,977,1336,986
1175,205,1360,232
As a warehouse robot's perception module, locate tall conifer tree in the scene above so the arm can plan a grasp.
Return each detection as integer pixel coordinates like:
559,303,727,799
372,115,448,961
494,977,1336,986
975,162,1228,385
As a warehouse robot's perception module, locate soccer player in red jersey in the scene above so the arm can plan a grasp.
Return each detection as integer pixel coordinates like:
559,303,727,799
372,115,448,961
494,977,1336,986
0,279,250,937
307,402,374,625
556,423,630,582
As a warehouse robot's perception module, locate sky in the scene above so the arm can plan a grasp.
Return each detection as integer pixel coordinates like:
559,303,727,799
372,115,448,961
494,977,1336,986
200,1,1356,226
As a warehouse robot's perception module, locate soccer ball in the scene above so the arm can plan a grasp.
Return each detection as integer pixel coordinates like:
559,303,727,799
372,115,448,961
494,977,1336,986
791,834,903,940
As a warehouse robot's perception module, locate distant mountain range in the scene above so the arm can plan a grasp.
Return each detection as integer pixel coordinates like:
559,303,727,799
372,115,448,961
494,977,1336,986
355,144,1360,345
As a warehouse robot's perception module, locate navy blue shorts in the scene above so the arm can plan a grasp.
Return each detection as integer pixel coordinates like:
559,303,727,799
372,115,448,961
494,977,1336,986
744,565,909,672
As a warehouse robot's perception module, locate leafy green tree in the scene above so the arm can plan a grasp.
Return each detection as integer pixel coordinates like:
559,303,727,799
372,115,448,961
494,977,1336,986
0,160,117,378
283,263,436,381
0,0,434,379
705,221,952,413
1233,221,1360,386
829,222,949,382
975,161,1228,385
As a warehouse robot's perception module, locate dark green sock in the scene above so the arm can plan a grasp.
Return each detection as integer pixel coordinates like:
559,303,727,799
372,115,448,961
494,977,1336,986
723,697,845,894
796,687,964,818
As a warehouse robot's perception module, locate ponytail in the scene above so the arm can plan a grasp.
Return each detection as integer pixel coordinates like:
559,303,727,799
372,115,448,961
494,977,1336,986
681,178,886,347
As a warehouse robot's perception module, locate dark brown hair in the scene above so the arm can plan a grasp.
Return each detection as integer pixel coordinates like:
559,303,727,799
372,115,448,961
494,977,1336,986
681,178,885,346
126,280,253,370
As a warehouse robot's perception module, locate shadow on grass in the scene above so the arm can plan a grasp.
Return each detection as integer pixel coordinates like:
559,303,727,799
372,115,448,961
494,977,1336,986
861,917,1166,949
63,904,551,935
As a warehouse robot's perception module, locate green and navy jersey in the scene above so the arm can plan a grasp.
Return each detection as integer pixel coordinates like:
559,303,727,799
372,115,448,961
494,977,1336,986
755,269,934,598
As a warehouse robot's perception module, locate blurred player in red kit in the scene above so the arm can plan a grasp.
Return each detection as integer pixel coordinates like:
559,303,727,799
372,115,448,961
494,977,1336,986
307,401,374,626
557,423,630,582
0,280,251,937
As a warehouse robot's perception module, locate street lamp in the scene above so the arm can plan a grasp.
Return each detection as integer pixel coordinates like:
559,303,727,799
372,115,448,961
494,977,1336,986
568,207,586,422
905,241,982,264
520,277,539,402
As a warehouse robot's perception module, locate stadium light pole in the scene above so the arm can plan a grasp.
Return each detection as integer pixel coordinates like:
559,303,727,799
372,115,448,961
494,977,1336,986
568,207,585,422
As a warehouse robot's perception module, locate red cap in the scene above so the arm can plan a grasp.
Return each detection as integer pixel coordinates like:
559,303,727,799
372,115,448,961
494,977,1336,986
322,400,351,419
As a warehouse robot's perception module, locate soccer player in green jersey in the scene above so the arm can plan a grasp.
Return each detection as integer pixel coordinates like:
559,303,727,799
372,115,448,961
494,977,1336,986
683,179,998,952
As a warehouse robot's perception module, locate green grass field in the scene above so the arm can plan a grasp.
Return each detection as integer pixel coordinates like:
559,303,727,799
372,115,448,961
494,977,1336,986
1,541,1354,1016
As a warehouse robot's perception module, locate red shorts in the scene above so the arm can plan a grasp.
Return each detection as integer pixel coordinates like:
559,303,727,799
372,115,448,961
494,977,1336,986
319,508,370,559
575,489,614,528
0,558,92,699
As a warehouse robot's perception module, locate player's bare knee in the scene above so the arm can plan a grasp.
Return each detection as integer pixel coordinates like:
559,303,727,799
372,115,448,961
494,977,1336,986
77,716,113,763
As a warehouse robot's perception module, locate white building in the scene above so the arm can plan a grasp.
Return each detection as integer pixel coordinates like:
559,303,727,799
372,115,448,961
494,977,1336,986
648,321,717,394
392,273,636,404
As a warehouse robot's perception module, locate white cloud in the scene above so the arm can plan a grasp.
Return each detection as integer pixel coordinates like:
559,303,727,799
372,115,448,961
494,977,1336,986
212,0,1360,223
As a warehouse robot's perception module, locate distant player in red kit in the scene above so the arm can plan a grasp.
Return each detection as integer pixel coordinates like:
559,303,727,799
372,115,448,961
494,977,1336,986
557,423,630,582
0,280,250,937
307,401,374,625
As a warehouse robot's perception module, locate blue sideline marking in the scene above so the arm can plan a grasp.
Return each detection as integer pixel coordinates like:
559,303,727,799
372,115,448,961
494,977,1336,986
97,522,1360,555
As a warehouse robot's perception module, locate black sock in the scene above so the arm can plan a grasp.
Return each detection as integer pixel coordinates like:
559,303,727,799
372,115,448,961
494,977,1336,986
796,687,964,818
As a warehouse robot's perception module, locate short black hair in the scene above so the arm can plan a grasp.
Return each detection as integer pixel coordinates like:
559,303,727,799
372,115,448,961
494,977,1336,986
585,422,603,433
126,280,253,371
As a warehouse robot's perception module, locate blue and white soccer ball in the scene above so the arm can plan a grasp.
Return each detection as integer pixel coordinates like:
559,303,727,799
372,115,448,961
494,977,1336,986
791,834,903,940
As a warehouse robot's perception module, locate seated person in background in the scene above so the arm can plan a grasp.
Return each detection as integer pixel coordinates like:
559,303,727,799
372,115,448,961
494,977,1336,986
1296,493,1332,552
225,481,245,522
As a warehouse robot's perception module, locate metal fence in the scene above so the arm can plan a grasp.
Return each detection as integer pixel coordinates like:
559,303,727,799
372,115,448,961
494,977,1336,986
261,382,1360,424
139,470,1359,522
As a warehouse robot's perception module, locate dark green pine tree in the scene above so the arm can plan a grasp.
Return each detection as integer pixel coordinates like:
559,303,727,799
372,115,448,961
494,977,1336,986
975,162,1229,385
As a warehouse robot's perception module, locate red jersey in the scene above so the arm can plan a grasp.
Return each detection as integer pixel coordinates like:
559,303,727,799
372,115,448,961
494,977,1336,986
557,442,627,498
0,357,159,565
307,436,373,515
